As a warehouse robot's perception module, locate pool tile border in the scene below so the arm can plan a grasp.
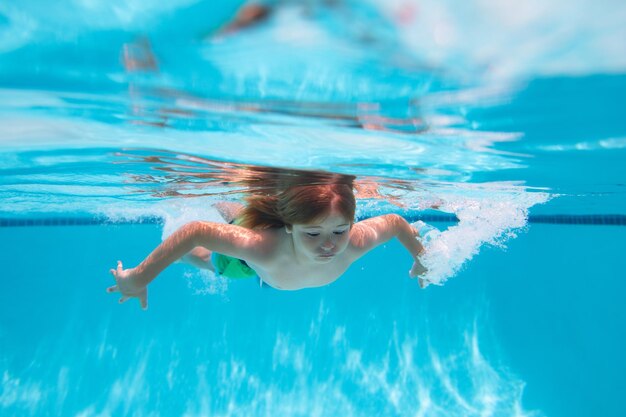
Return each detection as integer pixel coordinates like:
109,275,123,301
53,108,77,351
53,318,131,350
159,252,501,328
1,214,625,227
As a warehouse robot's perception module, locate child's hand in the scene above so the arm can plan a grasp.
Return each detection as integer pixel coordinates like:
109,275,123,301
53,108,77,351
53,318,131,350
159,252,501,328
409,258,429,289
107,261,149,310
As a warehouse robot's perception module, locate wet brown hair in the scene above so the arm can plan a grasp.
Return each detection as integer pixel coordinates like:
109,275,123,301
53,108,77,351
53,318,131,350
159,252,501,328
237,169,356,229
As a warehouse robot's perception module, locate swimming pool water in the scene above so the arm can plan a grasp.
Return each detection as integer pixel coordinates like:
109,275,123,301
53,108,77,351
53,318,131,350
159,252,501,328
1,1,625,416
1,222,624,416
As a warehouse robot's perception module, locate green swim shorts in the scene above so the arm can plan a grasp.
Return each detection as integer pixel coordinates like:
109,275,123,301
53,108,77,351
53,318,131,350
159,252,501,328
211,252,257,279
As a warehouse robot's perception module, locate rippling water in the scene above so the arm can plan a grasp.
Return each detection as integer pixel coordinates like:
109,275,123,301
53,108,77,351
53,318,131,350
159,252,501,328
1,1,625,416
2,0,625,279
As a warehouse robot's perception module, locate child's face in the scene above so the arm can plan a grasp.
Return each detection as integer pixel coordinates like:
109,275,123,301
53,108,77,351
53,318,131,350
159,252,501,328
290,209,352,263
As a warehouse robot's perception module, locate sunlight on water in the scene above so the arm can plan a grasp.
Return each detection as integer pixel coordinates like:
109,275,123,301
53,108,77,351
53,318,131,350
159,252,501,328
372,0,626,80
0,302,542,417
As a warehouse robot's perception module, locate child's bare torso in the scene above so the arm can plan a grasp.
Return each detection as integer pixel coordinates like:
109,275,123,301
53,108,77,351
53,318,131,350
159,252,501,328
245,227,356,290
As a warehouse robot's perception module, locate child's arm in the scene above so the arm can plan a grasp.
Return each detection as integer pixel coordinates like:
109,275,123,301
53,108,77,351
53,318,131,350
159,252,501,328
349,214,428,286
107,221,266,308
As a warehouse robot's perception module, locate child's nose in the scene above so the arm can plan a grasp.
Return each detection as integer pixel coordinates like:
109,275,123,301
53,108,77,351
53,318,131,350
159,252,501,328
320,238,335,250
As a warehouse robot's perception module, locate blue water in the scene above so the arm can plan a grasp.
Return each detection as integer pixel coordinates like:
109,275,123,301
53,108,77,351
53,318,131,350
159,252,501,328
1,1,625,416
2,223,624,416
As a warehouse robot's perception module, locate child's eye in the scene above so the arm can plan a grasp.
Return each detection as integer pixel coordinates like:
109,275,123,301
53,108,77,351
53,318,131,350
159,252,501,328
333,230,346,235
306,232,320,237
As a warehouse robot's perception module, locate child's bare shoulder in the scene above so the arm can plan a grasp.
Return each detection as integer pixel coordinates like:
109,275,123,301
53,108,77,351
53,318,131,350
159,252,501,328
253,227,290,256
348,221,374,249
348,216,394,253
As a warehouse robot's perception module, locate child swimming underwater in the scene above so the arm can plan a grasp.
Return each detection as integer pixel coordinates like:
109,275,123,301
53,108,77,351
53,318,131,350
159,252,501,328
107,170,428,310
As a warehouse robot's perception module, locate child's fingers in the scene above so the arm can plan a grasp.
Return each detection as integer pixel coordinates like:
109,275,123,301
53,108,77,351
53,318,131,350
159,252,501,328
139,294,148,311
106,285,119,293
117,260,124,273
119,296,130,304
